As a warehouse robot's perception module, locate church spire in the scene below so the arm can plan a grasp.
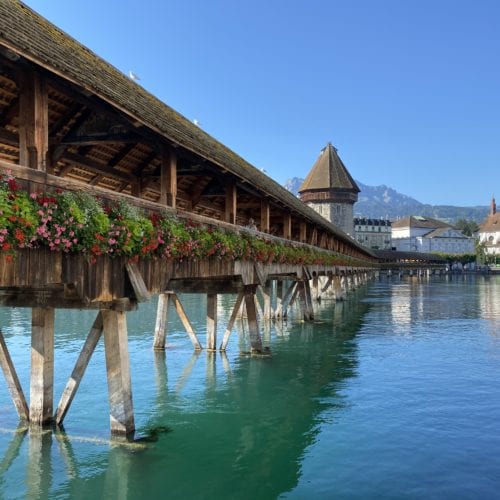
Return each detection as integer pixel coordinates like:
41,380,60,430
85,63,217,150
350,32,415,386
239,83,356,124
491,196,496,216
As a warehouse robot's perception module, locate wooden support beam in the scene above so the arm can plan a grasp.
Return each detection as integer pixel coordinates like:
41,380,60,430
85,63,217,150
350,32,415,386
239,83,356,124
0,330,29,420
171,294,203,350
283,212,292,240
160,147,177,207
206,294,217,351
321,275,333,294
225,183,237,224
30,307,55,425
299,222,307,243
219,291,244,351
102,310,135,436
260,200,270,233
244,286,263,353
153,293,170,350
125,262,151,302
275,281,297,319
18,69,48,171
55,312,103,425
261,283,273,320
303,279,314,320
309,227,318,246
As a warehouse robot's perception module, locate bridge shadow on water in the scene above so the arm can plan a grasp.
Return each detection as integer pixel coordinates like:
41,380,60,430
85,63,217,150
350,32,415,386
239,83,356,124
0,288,372,499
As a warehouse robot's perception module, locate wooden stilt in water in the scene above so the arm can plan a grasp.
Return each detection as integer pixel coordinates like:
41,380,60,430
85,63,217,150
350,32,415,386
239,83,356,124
0,330,29,420
321,275,333,294
30,308,55,426
274,280,283,319
55,312,103,425
153,292,171,350
102,310,135,436
244,286,264,353
254,294,264,320
206,293,217,351
312,276,320,301
261,283,273,320
220,291,244,351
275,281,297,319
171,294,203,350
303,279,314,320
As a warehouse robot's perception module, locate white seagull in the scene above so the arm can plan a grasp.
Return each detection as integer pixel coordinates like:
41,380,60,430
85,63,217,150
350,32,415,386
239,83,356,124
128,70,140,81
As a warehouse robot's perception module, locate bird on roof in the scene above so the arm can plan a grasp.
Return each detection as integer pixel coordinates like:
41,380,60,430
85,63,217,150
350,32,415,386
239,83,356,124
128,70,140,81
193,118,202,126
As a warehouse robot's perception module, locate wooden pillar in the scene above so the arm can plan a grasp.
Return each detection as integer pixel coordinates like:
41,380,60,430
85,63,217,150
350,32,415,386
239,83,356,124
102,310,135,436
30,308,55,425
160,147,177,207
260,199,270,232
55,313,103,425
309,227,318,246
19,69,48,171
220,291,244,351
153,293,170,350
131,178,142,198
283,213,292,240
299,222,307,243
244,286,263,353
262,283,272,320
304,279,314,320
312,276,320,301
225,183,237,224
274,280,283,319
0,330,29,420
206,294,217,351
171,294,203,350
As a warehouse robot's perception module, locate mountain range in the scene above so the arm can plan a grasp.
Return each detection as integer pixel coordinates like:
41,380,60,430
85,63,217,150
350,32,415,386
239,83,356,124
283,177,489,224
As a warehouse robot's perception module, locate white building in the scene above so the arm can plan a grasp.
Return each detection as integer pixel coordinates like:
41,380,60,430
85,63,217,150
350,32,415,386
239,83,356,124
391,216,475,254
354,218,392,250
479,197,500,255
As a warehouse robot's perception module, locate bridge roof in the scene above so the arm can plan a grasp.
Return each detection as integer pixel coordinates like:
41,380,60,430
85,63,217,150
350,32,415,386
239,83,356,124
0,0,372,256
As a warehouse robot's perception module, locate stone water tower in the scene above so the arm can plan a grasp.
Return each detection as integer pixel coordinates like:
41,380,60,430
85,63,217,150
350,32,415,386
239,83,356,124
298,143,360,236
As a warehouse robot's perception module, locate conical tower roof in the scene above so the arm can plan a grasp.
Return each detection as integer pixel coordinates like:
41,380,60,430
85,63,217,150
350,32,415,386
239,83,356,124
298,143,360,193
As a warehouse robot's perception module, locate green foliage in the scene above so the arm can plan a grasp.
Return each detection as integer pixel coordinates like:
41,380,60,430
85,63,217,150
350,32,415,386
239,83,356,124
455,219,479,237
0,171,374,268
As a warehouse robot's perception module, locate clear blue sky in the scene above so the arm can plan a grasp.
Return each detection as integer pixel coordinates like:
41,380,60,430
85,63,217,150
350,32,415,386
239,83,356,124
23,0,500,206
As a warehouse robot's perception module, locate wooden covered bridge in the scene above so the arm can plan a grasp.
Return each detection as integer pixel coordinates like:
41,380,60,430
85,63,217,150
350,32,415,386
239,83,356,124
0,1,378,436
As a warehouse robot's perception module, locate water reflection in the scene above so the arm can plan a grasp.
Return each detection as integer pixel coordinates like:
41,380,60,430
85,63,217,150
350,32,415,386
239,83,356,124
0,286,372,499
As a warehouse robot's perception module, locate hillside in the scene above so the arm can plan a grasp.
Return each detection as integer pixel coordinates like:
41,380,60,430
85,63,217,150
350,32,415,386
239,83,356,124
284,177,489,223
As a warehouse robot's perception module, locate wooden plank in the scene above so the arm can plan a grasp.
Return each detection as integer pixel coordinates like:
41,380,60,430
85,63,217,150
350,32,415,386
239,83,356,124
219,291,244,351
153,293,170,350
260,199,270,232
55,312,103,425
125,262,151,302
206,294,217,351
30,307,55,425
18,69,48,171
244,286,263,353
283,213,292,240
299,222,307,243
0,330,29,420
102,310,135,436
160,147,177,207
225,183,237,224
171,294,203,350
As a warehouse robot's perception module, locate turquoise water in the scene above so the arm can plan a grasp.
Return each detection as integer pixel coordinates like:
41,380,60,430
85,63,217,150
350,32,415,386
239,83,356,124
0,275,499,499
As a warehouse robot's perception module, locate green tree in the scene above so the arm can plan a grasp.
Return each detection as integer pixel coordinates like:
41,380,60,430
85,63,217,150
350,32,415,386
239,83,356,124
455,218,479,236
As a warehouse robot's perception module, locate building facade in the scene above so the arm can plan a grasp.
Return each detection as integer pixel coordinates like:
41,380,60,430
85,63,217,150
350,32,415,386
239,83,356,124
354,218,392,250
298,143,359,236
479,197,500,255
392,216,475,254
